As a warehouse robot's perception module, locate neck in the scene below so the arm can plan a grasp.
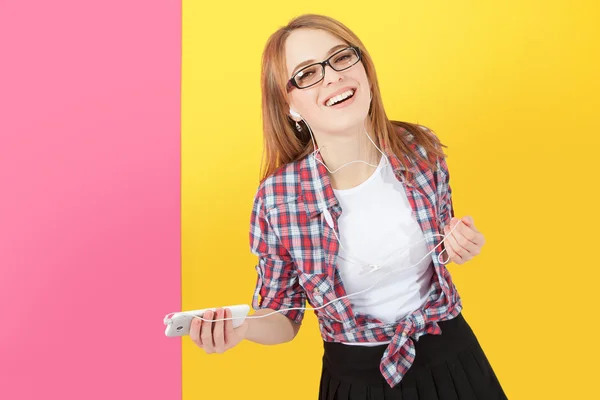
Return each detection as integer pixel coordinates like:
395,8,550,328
313,122,383,190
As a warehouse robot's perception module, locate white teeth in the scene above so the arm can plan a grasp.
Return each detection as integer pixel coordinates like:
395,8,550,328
325,89,355,106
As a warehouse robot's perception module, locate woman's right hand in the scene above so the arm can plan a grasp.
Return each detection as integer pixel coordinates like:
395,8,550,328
190,308,249,354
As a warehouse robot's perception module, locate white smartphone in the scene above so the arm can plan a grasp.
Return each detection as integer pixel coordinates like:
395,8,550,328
164,304,251,337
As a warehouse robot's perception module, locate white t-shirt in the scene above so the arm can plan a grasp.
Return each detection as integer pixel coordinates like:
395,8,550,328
333,156,435,346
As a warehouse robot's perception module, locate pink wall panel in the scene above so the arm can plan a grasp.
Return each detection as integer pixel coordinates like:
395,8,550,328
0,1,181,398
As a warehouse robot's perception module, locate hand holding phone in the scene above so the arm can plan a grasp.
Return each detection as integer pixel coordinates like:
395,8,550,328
164,304,250,354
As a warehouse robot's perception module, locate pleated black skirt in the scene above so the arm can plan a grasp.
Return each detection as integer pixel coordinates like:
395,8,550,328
319,313,507,400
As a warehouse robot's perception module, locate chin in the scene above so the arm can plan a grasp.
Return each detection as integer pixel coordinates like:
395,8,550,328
327,117,368,134
339,108,370,131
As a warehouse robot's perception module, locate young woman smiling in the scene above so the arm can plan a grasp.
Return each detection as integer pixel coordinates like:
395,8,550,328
190,14,507,400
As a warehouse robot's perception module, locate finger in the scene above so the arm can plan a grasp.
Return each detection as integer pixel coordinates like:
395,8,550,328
444,241,458,264
450,231,474,261
457,218,486,249
453,226,481,256
456,221,484,248
224,308,234,347
213,308,225,353
455,221,478,243
459,216,480,233
190,316,202,347
445,225,466,264
449,220,478,257
467,226,485,248
201,310,215,353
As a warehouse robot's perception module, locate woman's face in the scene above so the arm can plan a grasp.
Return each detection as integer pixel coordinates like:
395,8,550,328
285,29,371,135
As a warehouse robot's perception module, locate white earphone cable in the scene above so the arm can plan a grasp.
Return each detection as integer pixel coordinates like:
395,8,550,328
179,113,459,326
302,112,390,173
185,220,462,325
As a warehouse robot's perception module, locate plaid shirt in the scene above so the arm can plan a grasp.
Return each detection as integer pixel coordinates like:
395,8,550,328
249,127,463,388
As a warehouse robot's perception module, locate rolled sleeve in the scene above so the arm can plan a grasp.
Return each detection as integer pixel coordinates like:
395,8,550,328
249,193,306,325
436,155,455,232
435,154,456,266
418,124,455,231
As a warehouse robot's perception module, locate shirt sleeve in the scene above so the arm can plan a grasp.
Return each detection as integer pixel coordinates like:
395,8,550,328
436,154,455,232
418,124,455,231
436,155,456,265
249,192,306,325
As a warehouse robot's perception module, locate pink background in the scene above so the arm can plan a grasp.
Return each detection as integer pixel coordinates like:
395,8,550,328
0,1,181,398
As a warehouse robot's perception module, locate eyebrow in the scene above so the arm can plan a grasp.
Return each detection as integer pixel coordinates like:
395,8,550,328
292,44,349,75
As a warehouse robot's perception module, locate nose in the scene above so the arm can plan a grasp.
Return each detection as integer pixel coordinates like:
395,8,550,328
322,64,344,86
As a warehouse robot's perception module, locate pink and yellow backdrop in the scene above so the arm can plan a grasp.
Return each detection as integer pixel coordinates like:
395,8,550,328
1,0,181,399
2,1,599,399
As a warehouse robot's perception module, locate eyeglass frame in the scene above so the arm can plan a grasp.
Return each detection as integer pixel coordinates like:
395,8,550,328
286,46,362,92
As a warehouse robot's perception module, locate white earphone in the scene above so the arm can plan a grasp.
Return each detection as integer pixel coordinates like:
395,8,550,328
289,108,301,119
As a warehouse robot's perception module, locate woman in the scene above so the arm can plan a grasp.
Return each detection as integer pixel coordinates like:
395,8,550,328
190,14,508,399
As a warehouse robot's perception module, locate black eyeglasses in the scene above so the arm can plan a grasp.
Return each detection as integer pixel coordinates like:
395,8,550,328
286,46,362,91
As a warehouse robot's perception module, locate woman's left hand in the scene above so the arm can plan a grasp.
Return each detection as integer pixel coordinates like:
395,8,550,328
442,216,485,264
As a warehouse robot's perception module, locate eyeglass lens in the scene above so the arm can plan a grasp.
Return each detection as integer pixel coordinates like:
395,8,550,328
294,48,359,88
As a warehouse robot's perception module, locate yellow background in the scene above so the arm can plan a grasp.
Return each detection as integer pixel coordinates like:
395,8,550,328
182,1,599,398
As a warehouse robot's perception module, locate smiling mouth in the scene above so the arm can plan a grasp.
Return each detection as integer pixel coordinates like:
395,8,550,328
325,89,356,107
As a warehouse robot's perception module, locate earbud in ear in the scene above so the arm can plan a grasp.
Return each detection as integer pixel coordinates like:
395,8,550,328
289,108,302,119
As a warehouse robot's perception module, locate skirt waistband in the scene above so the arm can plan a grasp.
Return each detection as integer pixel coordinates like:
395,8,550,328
322,313,478,384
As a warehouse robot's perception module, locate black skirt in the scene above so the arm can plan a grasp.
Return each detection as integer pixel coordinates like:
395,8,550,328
319,313,508,400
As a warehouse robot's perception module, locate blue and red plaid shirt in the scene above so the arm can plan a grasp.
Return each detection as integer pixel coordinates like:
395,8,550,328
249,127,463,388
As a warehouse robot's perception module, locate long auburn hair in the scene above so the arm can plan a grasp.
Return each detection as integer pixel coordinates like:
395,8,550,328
259,14,447,182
